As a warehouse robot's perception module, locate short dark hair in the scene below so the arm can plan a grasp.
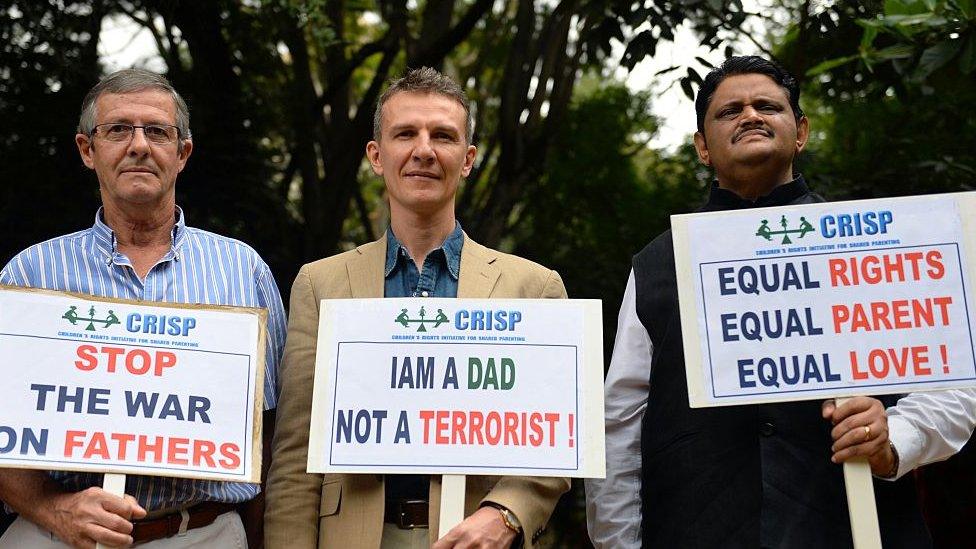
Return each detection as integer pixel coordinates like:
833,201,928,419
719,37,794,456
373,67,473,143
695,56,803,133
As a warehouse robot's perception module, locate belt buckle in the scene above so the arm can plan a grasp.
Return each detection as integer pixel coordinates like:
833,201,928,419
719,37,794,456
396,499,427,530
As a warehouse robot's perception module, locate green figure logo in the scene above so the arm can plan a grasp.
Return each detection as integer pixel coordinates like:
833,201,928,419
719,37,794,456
756,215,815,244
395,306,450,332
62,305,121,332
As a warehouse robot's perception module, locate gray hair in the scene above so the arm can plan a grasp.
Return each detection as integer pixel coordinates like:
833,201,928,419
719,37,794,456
373,67,474,144
78,68,191,140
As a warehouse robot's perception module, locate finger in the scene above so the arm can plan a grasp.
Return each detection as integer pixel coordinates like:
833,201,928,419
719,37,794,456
432,527,460,549
830,407,882,441
431,537,452,549
84,522,134,547
821,399,836,419
100,495,138,521
832,424,889,459
99,511,135,535
122,495,146,519
833,396,883,424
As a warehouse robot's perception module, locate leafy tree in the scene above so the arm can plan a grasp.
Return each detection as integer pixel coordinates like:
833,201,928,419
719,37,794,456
0,1,106,258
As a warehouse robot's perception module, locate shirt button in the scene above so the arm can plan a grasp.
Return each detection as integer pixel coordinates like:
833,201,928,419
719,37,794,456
421,291,429,297
760,421,775,436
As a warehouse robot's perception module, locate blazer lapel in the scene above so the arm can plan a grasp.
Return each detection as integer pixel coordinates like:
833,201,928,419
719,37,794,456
458,234,500,298
347,235,387,298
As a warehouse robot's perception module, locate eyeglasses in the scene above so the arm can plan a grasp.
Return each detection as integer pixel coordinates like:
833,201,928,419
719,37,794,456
90,123,182,145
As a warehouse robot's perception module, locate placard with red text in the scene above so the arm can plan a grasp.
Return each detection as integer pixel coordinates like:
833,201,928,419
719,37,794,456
672,192,976,407
0,286,266,481
307,298,605,477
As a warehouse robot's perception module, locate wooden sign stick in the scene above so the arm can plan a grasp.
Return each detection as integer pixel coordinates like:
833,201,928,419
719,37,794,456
438,474,466,539
96,473,127,549
836,397,882,549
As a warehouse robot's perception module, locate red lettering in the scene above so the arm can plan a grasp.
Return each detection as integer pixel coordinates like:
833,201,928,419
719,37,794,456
167,437,190,465
828,259,851,286
138,435,165,463
418,410,434,444
469,412,484,445
503,412,519,446
850,351,868,380
927,250,945,280
74,345,98,371
218,443,241,469
452,411,467,444
64,430,86,456
435,411,449,444
155,351,177,376
82,432,111,460
193,440,216,467
126,349,151,375
544,413,560,447
111,433,135,460
862,255,881,284
103,346,124,373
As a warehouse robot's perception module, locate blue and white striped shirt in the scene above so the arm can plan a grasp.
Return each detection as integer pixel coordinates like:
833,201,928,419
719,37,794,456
0,207,286,510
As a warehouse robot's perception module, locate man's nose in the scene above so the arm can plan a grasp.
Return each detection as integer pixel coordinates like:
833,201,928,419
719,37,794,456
741,106,764,124
411,135,435,162
126,127,152,155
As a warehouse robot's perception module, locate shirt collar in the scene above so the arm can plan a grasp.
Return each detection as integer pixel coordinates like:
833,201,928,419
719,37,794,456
704,175,810,211
90,206,188,262
385,221,464,279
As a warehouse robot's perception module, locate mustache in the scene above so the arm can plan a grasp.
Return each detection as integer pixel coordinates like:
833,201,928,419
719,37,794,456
118,162,158,173
733,126,773,143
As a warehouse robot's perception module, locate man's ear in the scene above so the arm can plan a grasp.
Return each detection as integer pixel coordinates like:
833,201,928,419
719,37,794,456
76,133,95,170
795,116,809,154
177,138,193,172
366,140,383,176
460,144,477,177
693,132,711,166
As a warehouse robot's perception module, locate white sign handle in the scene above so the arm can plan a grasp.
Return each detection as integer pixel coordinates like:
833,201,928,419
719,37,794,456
96,473,127,549
438,474,466,539
836,397,882,549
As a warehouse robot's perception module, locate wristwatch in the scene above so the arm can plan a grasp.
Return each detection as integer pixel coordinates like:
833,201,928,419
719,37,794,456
483,502,523,535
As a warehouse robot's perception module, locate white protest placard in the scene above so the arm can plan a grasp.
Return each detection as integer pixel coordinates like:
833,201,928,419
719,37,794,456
672,192,976,408
307,298,604,479
0,285,266,482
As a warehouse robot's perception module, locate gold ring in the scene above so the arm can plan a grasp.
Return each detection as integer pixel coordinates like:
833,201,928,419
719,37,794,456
864,425,871,439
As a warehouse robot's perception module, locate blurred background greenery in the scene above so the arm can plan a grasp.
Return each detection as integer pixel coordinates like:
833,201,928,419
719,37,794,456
2,0,974,546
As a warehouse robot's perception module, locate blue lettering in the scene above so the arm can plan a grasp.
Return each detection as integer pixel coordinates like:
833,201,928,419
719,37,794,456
126,313,141,332
820,216,836,238
738,359,756,388
820,211,893,239
721,313,739,341
508,311,521,330
879,211,892,233
719,267,736,295
471,311,485,330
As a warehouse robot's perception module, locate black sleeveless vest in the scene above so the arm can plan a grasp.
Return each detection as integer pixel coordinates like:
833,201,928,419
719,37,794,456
634,178,931,548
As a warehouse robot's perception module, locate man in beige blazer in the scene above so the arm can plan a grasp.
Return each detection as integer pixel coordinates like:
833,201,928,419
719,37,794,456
265,67,570,548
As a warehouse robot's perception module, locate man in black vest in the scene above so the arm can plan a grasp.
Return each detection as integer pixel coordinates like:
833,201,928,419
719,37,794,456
585,56,976,548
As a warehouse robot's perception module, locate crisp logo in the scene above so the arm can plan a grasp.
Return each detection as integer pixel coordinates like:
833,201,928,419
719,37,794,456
395,306,450,333
62,305,120,332
756,215,815,244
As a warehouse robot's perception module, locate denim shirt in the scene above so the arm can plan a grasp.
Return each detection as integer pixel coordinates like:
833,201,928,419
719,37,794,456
383,221,463,501
384,222,463,299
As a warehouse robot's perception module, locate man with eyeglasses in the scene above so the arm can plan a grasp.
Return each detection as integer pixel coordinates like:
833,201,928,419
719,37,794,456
0,68,286,548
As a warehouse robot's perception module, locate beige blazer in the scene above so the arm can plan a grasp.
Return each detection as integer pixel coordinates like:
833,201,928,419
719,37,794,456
264,234,571,549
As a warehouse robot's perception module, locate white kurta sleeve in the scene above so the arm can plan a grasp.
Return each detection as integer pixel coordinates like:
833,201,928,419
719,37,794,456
585,270,653,548
885,388,976,479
